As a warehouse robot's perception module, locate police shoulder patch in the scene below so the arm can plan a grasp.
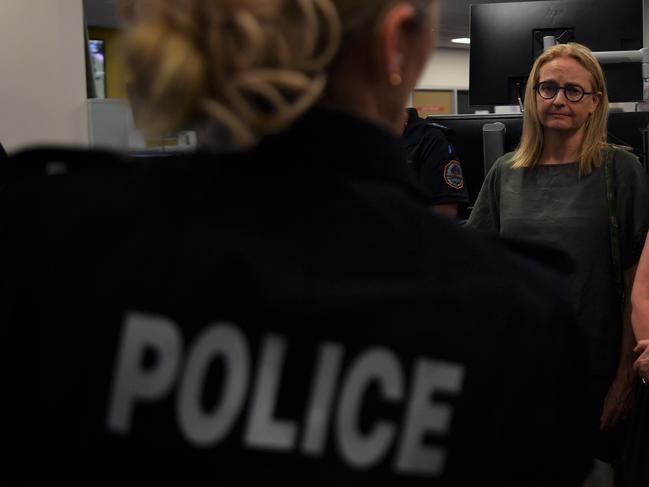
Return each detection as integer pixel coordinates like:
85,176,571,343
443,160,464,190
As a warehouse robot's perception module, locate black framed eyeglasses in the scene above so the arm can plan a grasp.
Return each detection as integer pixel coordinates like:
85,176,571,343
534,81,597,102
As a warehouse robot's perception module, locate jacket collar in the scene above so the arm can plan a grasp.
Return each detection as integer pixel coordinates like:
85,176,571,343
259,106,418,188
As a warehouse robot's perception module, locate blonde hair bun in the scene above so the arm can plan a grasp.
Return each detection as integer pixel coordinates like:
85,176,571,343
123,0,342,149
125,23,208,135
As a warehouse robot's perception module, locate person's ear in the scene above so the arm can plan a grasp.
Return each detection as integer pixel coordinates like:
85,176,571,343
590,91,602,114
377,2,417,86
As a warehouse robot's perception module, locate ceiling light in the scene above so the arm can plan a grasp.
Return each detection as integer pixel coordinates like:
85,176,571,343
451,38,471,45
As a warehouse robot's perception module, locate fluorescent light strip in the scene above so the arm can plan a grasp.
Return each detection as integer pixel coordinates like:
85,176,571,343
451,38,471,45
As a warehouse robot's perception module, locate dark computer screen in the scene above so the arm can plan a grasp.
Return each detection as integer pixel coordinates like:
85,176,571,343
428,114,524,211
469,0,644,106
88,39,106,99
430,111,649,217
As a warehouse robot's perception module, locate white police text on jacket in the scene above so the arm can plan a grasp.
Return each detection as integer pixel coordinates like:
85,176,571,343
108,312,465,477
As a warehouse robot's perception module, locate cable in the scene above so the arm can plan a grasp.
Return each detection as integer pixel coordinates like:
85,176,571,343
554,30,572,44
515,81,525,113
608,131,635,149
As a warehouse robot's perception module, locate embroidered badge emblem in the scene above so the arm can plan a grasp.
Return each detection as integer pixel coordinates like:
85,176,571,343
444,160,464,189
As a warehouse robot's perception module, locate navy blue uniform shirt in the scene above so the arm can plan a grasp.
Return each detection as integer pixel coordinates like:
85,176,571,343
401,108,469,208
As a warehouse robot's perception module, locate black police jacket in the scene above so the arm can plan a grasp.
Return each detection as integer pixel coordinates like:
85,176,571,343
0,107,589,486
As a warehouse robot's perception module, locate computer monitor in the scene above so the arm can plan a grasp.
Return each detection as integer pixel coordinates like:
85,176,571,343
88,39,106,99
429,111,649,218
469,0,644,106
427,114,524,212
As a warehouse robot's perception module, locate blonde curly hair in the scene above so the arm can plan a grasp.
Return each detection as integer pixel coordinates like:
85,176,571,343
121,0,433,149
122,0,341,148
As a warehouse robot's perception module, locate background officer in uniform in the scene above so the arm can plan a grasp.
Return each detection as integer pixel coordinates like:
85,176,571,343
401,107,469,219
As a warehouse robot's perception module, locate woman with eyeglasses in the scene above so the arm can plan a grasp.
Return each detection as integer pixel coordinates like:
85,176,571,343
469,43,649,484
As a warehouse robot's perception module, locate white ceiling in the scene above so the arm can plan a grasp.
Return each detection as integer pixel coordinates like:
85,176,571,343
82,0,555,49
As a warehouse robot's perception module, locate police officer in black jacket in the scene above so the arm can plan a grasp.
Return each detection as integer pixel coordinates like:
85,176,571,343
0,0,590,485
401,107,469,219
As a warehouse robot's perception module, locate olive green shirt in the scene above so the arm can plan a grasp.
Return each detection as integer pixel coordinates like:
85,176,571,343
469,148,649,384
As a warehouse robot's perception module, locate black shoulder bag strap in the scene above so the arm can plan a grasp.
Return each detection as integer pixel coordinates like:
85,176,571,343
604,145,626,317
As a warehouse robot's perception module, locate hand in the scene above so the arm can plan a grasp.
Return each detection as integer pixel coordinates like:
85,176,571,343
633,339,649,385
600,371,634,431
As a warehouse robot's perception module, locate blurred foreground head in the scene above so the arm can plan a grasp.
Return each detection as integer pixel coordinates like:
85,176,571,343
119,0,439,148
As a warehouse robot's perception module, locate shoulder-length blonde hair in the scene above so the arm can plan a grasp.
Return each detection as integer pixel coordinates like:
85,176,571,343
512,43,608,176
